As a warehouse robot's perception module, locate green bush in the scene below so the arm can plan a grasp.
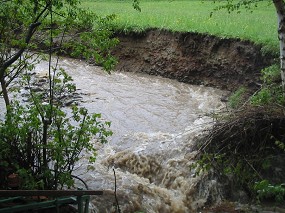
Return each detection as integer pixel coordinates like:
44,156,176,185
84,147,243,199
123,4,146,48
0,69,112,190
251,64,284,106
254,180,285,203
228,87,247,109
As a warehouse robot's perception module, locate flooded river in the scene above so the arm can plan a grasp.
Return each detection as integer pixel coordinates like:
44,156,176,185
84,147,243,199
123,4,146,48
2,57,227,212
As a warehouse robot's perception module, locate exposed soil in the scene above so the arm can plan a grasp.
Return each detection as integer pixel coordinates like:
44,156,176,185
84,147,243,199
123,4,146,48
112,29,276,92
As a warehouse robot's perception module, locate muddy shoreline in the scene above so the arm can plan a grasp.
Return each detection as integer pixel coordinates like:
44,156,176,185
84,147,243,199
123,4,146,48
112,29,276,92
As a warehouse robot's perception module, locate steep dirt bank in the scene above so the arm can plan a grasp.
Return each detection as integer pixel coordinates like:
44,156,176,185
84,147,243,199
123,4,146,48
112,29,276,91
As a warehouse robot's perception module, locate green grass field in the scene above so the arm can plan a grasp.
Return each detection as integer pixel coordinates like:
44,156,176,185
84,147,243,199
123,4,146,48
81,0,278,52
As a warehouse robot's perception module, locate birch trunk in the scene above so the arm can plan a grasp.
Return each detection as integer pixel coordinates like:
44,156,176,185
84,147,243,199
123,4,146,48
273,0,285,96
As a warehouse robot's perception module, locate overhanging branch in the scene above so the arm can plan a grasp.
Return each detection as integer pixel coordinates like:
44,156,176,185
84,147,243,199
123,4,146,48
0,22,41,74
0,1,51,79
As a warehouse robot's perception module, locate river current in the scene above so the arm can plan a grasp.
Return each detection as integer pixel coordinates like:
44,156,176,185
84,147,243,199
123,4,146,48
2,57,227,212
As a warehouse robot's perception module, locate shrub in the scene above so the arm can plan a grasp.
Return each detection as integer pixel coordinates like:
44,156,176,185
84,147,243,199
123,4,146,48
251,64,285,106
0,68,112,190
228,86,247,109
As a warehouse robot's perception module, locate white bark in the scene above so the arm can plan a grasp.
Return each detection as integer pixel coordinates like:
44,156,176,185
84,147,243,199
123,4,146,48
273,0,285,95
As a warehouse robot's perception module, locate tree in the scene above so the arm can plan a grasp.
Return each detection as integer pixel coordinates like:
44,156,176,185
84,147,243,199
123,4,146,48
0,0,116,189
0,0,118,109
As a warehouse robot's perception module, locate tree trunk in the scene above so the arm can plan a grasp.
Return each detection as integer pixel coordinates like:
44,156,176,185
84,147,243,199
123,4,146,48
273,0,285,96
0,77,10,107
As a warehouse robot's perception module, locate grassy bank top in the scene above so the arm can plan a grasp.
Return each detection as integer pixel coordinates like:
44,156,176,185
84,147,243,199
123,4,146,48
81,0,277,53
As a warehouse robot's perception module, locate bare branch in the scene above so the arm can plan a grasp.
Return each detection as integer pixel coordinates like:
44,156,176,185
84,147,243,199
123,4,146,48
113,168,121,213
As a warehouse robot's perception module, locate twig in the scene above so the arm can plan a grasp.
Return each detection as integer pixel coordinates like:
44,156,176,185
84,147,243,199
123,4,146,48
244,157,263,180
71,175,89,190
113,168,121,213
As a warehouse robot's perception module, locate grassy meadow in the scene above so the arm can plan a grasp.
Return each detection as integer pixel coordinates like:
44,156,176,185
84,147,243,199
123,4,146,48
81,0,278,52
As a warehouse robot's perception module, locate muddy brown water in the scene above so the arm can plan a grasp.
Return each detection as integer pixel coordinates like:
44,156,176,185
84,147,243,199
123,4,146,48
1,56,227,212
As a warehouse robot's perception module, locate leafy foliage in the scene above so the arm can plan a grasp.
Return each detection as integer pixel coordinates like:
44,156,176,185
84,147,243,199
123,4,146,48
254,180,285,202
251,64,285,106
228,87,247,109
0,0,116,190
62,13,119,71
0,68,112,189
0,0,119,105
210,0,270,15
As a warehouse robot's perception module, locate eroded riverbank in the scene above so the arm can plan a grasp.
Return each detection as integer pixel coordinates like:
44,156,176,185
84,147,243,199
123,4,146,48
2,29,280,212
112,29,275,92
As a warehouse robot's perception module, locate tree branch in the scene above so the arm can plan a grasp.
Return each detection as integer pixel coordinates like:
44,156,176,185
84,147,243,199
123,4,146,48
0,22,41,74
0,1,51,79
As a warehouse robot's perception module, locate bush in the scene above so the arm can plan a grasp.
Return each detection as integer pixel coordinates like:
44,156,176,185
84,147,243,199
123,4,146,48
254,180,285,203
0,68,112,190
228,86,247,109
251,64,285,106
194,110,285,199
